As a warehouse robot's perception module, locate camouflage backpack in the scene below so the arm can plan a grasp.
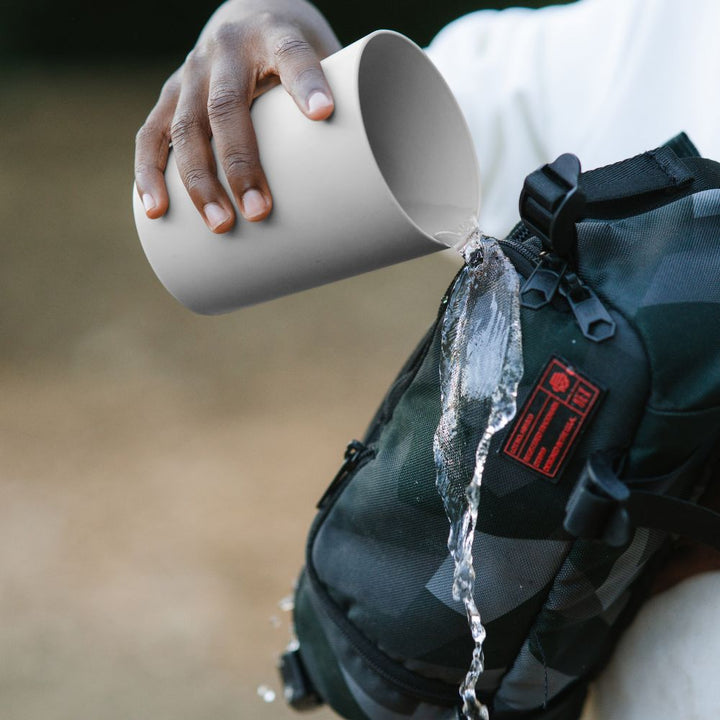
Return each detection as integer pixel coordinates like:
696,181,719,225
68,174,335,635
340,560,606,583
279,133,720,720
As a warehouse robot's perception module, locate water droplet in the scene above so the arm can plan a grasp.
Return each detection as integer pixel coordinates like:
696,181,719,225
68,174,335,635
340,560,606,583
269,615,281,628
278,595,294,613
257,685,276,703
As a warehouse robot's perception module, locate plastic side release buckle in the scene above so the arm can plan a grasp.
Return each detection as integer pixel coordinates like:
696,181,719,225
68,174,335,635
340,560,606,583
519,153,585,257
564,453,632,547
278,646,324,711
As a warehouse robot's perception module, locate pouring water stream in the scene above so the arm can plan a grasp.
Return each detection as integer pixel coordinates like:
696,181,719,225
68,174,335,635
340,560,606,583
433,222,524,719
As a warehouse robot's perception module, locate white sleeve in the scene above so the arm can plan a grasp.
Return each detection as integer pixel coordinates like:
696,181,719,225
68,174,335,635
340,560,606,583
425,0,719,237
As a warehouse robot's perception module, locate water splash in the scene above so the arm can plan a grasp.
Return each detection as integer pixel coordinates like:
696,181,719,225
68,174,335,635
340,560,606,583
433,216,481,254
278,595,295,613
433,226,523,719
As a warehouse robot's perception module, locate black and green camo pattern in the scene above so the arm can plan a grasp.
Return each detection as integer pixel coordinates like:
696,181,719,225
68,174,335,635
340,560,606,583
291,153,720,720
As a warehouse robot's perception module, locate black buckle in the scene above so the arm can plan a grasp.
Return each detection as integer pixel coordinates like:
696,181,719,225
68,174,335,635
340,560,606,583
278,646,324,711
564,453,632,547
519,153,585,257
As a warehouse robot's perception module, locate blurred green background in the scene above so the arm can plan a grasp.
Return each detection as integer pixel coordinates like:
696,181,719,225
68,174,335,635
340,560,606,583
1,3,576,720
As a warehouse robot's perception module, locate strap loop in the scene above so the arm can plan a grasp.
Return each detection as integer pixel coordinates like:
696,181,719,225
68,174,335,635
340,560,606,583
564,453,632,546
565,451,720,551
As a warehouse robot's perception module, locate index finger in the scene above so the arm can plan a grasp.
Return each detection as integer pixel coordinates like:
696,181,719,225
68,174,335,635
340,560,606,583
267,30,335,120
134,72,181,218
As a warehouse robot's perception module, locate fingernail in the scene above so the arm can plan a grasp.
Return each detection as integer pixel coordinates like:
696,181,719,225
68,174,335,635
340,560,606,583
142,193,156,213
203,202,231,231
241,189,268,220
307,91,332,116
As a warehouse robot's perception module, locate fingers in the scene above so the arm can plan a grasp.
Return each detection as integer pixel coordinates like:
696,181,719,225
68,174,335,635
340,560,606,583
207,51,272,222
269,32,335,120
205,26,333,223
134,18,337,232
134,72,181,219
171,52,236,233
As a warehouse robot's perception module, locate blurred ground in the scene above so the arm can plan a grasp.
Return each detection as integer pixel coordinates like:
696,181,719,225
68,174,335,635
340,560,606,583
0,65,463,719
1,65,606,720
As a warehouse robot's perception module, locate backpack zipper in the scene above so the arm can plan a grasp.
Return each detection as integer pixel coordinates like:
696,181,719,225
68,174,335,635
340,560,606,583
558,270,616,342
500,227,616,343
518,252,567,309
316,440,375,510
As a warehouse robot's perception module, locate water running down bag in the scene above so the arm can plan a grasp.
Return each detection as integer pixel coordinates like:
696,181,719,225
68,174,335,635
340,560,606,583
279,133,720,720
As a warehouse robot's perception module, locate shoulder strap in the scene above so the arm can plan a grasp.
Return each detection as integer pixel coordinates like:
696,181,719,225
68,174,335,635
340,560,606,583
519,133,720,257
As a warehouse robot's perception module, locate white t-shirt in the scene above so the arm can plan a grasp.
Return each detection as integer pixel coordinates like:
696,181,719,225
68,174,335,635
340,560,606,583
426,0,720,237
426,2,720,717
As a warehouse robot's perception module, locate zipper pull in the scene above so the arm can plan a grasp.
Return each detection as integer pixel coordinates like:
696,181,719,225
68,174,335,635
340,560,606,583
317,440,369,510
520,253,567,309
559,272,616,342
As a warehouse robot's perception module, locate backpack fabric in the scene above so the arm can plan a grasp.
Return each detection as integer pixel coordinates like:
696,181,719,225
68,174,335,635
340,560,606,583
279,134,720,720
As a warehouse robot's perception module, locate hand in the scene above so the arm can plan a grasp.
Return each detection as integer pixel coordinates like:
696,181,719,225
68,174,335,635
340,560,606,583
134,0,341,232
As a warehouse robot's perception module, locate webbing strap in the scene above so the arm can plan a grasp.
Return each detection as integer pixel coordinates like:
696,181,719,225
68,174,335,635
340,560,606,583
580,145,694,207
518,132,720,255
565,451,720,550
627,491,720,552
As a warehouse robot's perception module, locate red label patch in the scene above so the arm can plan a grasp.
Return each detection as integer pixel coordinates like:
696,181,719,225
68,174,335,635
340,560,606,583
502,357,603,481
